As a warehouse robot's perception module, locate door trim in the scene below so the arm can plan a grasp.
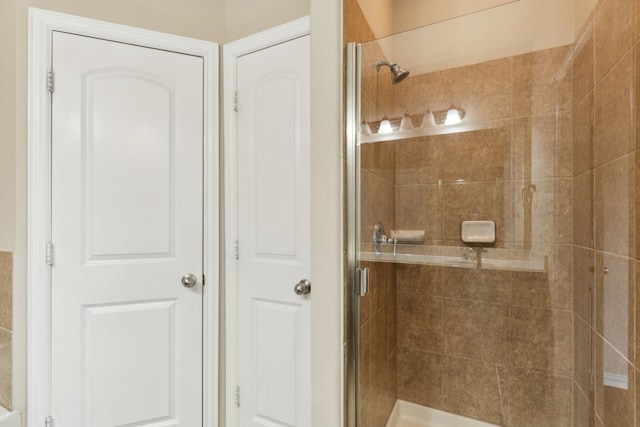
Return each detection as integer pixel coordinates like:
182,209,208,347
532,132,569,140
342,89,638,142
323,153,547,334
222,16,310,427
27,8,219,427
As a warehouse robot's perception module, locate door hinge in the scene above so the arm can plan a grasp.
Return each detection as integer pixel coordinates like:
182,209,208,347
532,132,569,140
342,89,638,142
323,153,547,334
234,239,239,260
234,385,240,407
46,242,54,266
45,415,53,427
233,90,238,112
355,267,369,297
47,69,54,93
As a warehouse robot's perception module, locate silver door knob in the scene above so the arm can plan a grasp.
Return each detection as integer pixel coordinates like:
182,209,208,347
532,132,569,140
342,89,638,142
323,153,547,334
181,273,198,288
294,279,311,295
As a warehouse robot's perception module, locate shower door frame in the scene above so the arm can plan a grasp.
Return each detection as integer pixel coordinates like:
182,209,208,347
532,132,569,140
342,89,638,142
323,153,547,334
345,41,361,427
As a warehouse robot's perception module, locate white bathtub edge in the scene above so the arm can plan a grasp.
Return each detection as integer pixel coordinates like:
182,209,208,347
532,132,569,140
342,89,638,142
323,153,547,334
0,411,22,427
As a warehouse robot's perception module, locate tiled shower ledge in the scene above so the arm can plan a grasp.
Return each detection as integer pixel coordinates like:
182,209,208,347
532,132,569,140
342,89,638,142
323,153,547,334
360,243,547,272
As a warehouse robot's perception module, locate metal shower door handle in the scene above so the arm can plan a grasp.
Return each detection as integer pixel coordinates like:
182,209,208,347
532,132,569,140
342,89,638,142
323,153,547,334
294,279,311,295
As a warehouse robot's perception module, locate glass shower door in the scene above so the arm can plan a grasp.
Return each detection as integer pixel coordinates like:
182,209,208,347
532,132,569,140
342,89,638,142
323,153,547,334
345,2,592,424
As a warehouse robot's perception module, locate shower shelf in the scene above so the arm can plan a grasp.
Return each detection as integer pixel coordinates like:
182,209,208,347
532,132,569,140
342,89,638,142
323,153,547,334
359,243,547,272
360,118,508,144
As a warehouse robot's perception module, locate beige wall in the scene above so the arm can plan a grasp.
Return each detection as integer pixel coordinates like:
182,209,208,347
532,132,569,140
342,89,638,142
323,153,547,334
309,0,344,425
0,0,16,253
393,0,517,34
574,0,598,36
388,0,574,75
356,0,598,62
19,0,226,40
223,0,311,42
353,0,394,39
354,0,575,77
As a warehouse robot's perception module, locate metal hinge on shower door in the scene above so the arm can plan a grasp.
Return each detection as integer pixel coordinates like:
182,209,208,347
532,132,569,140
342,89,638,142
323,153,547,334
234,385,240,407
355,267,369,297
45,415,54,427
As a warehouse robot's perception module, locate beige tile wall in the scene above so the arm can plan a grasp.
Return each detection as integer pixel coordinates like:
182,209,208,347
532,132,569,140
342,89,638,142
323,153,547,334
346,4,399,427
395,264,573,426
347,0,640,425
0,251,12,410
359,141,397,427
388,44,573,426
572,0,640,425
359,261,397,427
358,34,576,427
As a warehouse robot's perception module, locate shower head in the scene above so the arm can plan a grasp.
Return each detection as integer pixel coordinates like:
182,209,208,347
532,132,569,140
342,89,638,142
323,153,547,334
376,59,410,84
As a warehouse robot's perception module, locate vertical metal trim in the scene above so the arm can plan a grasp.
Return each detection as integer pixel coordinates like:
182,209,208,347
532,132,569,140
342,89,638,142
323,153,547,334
345,41,362,427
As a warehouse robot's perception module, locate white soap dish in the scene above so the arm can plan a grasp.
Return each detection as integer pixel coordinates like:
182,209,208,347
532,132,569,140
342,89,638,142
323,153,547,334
390,229,425,242
461,221,495,243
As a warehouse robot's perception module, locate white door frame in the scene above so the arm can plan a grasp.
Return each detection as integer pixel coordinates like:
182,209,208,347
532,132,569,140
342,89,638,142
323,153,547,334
27,8,219,427
222,16,310,427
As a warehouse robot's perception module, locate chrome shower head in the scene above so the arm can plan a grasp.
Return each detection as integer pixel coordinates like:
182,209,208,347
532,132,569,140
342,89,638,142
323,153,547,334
376,59,410,84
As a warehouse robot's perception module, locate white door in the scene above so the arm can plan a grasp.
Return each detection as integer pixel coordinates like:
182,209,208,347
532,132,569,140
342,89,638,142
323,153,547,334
50,31,204,427
235,34,312,426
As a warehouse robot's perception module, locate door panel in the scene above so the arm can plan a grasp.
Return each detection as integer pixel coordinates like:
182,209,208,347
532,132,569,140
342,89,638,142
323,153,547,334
236,35,311,427
82,299,175,426
51,31,203,427
86,71,174,259
252,76,299,258
252,298,299,424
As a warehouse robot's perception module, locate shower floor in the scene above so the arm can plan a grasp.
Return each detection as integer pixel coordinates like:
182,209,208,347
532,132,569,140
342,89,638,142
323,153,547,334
385,400,500,427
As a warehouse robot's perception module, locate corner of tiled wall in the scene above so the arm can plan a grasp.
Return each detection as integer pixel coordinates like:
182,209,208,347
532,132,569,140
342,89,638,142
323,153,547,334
572,0,640,424
0,251,12,410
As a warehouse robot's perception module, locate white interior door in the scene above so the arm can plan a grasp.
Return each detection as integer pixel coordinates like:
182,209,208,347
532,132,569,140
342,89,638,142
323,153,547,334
50,31,204,427
235,34,312,427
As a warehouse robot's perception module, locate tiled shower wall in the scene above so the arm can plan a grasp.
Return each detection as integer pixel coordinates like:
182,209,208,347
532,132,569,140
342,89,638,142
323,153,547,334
388,47,574,426
358,134,398,425
359,260,397,427
359,41,575,425
351,0,640,425
572,0,640,424
0,252,12,409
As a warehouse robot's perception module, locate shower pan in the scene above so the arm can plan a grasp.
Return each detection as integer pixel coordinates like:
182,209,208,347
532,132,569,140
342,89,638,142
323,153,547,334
346,1,638,426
